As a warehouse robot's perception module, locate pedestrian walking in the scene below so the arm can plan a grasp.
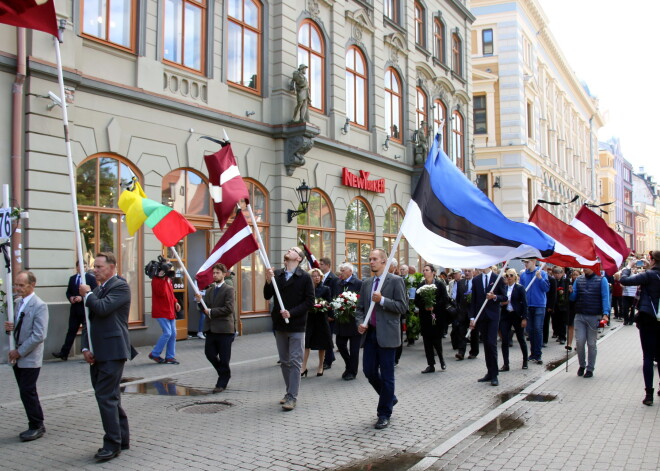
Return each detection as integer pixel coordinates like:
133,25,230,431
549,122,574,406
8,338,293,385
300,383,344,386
519,259,550,364
415,264,449,373
148,260,181,365
301,268,333,377
499,269,528,371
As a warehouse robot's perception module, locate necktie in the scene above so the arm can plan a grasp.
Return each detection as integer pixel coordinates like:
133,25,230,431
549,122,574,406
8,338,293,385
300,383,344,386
214,284,221,296
14,300,25,342
369,277,380,327
484,275,488,291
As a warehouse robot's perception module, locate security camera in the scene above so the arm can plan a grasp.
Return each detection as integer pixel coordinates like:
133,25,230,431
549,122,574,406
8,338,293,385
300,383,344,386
47,91,62,109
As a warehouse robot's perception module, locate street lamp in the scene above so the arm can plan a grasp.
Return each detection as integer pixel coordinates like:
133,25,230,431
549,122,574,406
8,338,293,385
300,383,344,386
287,180,312,223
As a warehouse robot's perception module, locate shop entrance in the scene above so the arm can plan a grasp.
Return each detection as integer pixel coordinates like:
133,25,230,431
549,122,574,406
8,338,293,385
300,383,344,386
345,237,373,280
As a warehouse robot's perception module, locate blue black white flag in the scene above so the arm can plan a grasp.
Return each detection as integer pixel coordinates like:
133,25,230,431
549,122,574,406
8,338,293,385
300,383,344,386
401,134,554,268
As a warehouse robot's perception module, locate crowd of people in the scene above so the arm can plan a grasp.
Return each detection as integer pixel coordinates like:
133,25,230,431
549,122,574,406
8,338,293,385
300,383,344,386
5,248,660,462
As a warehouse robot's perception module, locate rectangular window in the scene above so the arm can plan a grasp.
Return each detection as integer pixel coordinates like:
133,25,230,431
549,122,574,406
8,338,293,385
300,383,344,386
476,174,489,196
527,102,533,139
474,95,487,134
527,178,533,214
384,0,398,24
228,0,262,92
482,28,493,55
82,0,135,51
163,0,206,72
624,188,633,205
624,167,632,182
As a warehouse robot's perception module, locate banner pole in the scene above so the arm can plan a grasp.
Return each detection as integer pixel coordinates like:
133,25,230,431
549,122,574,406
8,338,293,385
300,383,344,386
525,262,547,292
2,185,16,363
466,260,510,338
170,246,209,313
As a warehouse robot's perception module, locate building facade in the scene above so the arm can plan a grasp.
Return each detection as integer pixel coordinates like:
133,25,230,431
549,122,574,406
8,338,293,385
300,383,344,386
0,0,474,354
632,169,659,254
470,0,603,223
597,144,616,228
606,137,634,248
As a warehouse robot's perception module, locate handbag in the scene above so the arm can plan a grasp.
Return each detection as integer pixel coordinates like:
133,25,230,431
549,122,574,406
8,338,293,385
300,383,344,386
445,298,458,320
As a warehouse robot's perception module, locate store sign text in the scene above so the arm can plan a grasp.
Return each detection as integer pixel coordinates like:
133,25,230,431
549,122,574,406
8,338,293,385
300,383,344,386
341,168,385,193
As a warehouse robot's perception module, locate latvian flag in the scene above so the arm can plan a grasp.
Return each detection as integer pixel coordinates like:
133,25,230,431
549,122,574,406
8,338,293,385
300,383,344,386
205,144,250,230
401,134,554,269
569,205,630,275
0,1,59,37
195,211,258,289
301,242,320,269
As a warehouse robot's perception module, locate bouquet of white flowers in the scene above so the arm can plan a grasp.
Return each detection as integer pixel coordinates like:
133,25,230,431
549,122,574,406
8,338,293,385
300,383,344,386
311,297,330,315
331,291,359,324
416,283,437,309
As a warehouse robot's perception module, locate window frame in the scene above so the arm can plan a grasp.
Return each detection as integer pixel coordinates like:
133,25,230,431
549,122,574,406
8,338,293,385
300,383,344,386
452,33,462,77
433,17,445,63
80,0,137,53
452,110,465,171
345,197,375,280
345,45,369,129
383,204,408,267
297,189,335,264
416,87,428,131
433,98,448,153
297,20,326,114
474,95,487,135
414,2,426,48
482,28,493,55
384,67,403,143
162,0,207,73
227,0,263,94
384,0,399,24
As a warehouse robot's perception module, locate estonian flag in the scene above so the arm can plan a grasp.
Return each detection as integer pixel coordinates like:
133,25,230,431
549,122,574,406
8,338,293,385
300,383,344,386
401,134,554,269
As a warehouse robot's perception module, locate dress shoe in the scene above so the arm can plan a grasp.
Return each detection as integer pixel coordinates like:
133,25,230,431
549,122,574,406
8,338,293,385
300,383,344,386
393,397,398,406
455,353,464,361
535,359,543,365
52,351,68,361
94,448,121,461
583,371,593,378
477,375,492,383
300,369,308,378
490,378,499,386
522,361,528,370
323,363,332,370
282,397,297,411
440,359,446,370
19,426,45,442
468,354,477,359
279,395,289,404
374,417,390,429
577,366,585,376
499,365,510,372
421,365,435,374
316,370,324,377
213,387,225,393
565,346,573,351
121,444,130,451
343,373,356,381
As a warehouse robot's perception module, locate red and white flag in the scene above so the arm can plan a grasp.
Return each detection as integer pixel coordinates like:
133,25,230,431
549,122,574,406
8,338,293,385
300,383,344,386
529,205,600,271
0,0,59,37
195,211,258,288
570,205,630,275
301,242,320,269
204,145,249,229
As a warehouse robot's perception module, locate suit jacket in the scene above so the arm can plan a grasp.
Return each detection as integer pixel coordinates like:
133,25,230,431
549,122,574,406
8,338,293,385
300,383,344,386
14,294,49,368
354,273,407,348
66,272,97,317
454,277,474,323
546,276,557,311
501,282,528,321
470,272,507,321
82,276,132,362
323,271,341,298
336,275,363,337
203,283,236,334
264,266,315,333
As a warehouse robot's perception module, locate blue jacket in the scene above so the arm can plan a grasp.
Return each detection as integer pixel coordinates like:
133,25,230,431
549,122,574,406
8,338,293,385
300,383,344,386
519,268,550,308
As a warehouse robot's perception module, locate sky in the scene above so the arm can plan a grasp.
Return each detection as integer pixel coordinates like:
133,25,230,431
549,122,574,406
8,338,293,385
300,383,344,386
538,0,660,181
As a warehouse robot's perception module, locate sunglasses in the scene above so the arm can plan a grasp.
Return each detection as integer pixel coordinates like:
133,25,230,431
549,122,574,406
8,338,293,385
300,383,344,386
505,274,515,278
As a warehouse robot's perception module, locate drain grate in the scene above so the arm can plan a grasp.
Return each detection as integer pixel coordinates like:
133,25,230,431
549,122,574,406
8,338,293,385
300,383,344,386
178,401,233,414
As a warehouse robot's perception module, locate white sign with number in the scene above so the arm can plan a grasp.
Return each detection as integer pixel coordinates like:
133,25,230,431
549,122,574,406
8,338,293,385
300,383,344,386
0,208,11,239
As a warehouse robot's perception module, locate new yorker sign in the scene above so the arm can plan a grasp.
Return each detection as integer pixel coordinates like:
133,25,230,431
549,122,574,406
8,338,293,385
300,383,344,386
341,168,385,193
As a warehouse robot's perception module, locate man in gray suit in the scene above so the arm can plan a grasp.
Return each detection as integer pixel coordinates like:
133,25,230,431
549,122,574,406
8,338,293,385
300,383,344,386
80,252,132,462
355,249,407,430
4,270,49,442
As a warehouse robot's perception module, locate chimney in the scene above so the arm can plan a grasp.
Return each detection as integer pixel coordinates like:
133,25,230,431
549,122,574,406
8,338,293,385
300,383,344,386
639,166,645,174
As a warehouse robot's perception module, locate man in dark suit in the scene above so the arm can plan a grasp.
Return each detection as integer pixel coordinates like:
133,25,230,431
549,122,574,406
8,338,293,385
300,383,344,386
53,262,97,360
264,247,314,411
196,263,235,393
453,268,478,360
80,252,133,462
319,257,339,369
470,267,506,386
335,262,363,380
355,249,408,430
4,270,49,442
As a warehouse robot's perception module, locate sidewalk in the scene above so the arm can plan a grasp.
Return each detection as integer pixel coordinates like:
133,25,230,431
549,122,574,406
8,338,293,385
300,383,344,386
0,322,653,470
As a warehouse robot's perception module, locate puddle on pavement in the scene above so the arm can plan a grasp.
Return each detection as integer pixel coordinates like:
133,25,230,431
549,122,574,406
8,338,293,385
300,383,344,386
178,401,233,414
478,414,525,435
524,393,556,402
498,388,524,403
121,378,214,396
335,453,424,471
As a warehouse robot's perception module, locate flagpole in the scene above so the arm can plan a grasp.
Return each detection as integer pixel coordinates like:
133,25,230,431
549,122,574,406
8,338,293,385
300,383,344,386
525,262,546,292
361,227,404,327
466,260,510,339
2,185,16,363
246,204,289,324
169,246,209,313
53,27,92,354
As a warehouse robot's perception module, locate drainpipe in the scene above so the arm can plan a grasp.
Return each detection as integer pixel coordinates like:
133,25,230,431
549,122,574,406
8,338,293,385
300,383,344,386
11,28,26,276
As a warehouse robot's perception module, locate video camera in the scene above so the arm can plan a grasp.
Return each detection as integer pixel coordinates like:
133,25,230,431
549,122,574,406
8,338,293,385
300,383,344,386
144,255,175,279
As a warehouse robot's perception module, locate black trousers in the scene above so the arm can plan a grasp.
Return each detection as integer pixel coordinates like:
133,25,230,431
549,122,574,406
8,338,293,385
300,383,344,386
638,319,660,389
205,332,234,388
90,360,129,451
59,308,86,356
336,334,361,376
13,366,44,429
622,296,636,324
455,320,479,356
553,309,568,341
612,296,623,318
543,308,551,344
499,314,528,366
478,313,499,379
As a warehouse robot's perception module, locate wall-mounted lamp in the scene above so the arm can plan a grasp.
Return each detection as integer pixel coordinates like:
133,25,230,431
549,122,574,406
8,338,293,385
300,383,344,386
493,176,501,189
382,135,390,151
287,180,312,223
340,118,350,135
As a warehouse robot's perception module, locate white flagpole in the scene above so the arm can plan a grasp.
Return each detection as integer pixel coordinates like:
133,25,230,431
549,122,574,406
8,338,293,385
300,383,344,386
169,246,209,313
466,260,510,338
246,204,289,324
361,227,404,327
53,27,92,353
2,185,16,363
525,262,547,292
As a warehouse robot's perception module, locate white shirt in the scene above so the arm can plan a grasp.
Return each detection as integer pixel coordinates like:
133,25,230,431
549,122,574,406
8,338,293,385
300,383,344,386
506,284,514,311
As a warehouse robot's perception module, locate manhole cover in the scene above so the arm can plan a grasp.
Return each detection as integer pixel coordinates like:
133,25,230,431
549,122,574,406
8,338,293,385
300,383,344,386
178,401,233,414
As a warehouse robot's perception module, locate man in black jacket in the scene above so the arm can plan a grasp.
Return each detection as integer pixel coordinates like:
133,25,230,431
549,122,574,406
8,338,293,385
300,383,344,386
335,262,363,380
453,268,478,360
264,247,314,411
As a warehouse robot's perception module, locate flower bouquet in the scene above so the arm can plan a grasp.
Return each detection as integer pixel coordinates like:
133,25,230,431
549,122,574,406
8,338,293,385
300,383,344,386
416,283,437,309
310,297,330,315
331,291,359,324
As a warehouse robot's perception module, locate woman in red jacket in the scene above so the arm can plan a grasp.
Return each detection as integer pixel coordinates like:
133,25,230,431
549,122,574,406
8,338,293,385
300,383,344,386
149,267,181,364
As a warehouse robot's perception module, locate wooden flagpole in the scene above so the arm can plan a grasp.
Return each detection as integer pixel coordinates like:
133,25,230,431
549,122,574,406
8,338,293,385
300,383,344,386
466,260,510,338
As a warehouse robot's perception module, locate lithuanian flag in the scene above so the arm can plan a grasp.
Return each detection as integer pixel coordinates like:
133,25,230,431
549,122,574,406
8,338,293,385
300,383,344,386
118,181,196,247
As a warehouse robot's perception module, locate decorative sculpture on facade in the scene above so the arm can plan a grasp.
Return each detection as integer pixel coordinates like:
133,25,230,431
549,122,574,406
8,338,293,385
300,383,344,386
291,64,311,123
413,120,430,165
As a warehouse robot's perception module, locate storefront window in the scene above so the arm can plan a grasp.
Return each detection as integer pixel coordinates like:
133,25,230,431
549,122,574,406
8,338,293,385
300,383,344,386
383,205,408,266
345,198,374,280
297,190,334,263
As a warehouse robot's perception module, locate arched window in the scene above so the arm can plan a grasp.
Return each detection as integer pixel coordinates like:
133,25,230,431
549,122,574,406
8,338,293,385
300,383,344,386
383,205,408,266
345,198,374,280
416,87,428,130
297,190,335,263
414,2,425,47
433,18,444,63
384,68,403,142
433,98,448,153
77,155,143,324
452,33,462,76
161,168,211,218
452,110,465,171
227,0,262,92
297,20,325,113
346,46,368,127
